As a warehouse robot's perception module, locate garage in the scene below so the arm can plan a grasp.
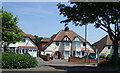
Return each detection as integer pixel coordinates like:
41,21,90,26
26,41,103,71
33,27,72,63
18,46,38,57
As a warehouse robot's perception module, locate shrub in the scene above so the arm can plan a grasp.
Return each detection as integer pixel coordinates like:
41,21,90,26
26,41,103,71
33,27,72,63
2,52,37,69
100,53,106,59
99,57,120,67
106,54,111,61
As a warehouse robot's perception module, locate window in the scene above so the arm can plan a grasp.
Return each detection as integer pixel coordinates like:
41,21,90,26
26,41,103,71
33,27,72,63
73,37,80,41
82,51,84,56
9,47,15,52
19,50,21,53
83,43,86,46
29,50,32,52
75,42,80,47
22,49,25,53
73,51,75,56
33,50,36,52
77,51,81,56
64,42,70,46
21,38,26,42
56,42,59,46
63,36,70,41
108,46,111,49
64,51,70,56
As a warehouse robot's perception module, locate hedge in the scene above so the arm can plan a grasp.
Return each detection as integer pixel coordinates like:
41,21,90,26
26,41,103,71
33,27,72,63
2,52,37,69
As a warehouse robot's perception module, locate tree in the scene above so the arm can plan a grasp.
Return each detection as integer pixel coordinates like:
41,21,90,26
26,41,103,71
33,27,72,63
1,10,24,51
34,35,43,47
57,2,120,64
34,35,43,56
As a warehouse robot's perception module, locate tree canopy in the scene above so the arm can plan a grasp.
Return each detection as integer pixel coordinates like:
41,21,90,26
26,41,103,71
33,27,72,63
1,10,24,44
57,2,120,41
57,2,120,62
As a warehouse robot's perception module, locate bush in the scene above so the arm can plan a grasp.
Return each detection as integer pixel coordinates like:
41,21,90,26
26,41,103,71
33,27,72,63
106,54,111,61
2,52,37,69
99,57,120,67
100,53,106,59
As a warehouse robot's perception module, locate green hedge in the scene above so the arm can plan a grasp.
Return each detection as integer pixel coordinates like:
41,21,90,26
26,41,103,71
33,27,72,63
2,52,37,69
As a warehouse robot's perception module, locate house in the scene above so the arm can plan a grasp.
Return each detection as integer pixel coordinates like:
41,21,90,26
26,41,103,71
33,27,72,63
92,35,120,57
40,27,95,59
8,34,38,57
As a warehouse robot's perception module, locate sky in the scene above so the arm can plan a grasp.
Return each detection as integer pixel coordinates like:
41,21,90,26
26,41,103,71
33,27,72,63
2,2,107,44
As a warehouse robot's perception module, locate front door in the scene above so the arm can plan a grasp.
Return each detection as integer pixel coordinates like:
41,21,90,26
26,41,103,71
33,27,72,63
54,51,61,59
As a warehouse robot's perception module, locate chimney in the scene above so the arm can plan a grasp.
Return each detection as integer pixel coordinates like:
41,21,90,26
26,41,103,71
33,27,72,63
64,27,69,32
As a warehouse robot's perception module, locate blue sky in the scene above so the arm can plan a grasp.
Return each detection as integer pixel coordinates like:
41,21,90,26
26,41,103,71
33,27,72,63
2,2,107,44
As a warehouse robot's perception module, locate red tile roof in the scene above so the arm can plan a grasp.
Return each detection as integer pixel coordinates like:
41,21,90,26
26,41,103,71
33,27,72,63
41,27,89,51
25,34,35,39
92,35,120,52
18,46,38,49
41,38,51,42
53,29,88,42
80,47,95,53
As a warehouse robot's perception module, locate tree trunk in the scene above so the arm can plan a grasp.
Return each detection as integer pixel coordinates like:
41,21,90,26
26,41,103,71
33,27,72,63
112,38,118,66
3,45,7,52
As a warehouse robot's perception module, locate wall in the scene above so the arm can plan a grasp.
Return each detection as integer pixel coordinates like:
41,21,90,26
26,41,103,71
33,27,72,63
9,38,36,47
100,46,112,57
43,41,94,59
68,57,106,63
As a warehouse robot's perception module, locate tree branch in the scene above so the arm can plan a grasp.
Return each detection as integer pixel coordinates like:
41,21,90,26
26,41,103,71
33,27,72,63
99,26,108,33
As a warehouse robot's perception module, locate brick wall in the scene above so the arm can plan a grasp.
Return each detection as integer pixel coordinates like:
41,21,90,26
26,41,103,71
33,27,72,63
40,55,50,61
68,57,106,63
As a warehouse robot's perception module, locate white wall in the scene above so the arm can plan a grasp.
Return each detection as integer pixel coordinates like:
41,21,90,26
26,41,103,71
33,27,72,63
100,46,112,57
8,37,38,57
9,38,36,47
43,41,94,59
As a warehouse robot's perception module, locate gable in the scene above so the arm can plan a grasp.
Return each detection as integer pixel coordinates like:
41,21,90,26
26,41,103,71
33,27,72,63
18,38,37,47
62,36,71,41
73,36,81,42
9,37,37,47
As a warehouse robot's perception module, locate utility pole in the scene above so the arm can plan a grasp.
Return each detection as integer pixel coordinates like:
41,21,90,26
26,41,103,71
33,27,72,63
85,24,87,63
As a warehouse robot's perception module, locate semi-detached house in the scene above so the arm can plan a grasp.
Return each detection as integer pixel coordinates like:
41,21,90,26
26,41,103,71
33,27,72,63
40,27,95,59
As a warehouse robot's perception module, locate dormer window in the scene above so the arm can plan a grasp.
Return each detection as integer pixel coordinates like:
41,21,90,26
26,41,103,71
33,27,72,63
63,36,70,41
56,42,59,46
73,36,80,41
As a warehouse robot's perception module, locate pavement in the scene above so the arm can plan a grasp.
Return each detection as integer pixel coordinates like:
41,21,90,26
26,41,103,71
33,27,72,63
36,57,97,67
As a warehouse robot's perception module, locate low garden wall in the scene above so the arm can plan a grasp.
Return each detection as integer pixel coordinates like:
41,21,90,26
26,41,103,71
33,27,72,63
68,57,106,63
40,55,50,61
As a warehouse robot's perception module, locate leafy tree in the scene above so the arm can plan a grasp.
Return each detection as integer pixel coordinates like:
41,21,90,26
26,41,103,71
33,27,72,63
1,10,24,51
34,35,43,46
34,35,43,56
57,2,120,64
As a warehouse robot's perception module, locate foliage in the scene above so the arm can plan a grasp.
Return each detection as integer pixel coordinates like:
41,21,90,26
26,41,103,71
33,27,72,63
106,54,112,61
2,52,37,69
99,57,120,67
100,53,106,59
34,35,43,42
34,35,43,46
2,10,24,44
57,2,120,63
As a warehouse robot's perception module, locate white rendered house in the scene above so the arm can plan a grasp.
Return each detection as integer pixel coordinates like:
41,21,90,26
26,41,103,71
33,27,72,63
8,34,38,57
93,35,120,57
40,27,95,59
